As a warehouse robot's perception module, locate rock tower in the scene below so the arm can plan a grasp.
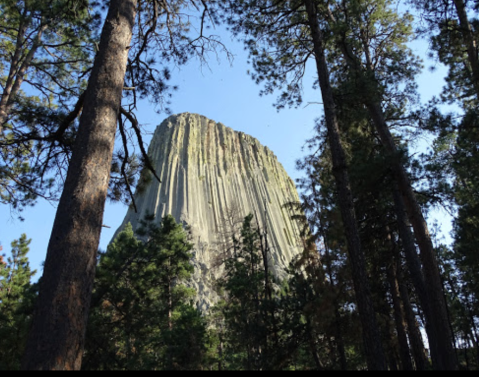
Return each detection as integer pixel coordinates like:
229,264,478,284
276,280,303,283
113,113,305,311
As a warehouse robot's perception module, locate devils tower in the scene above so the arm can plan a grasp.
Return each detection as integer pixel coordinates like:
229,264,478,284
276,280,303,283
113,112,305,311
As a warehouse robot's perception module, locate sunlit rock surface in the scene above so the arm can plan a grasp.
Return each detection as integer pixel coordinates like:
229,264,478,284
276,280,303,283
113,112,304,311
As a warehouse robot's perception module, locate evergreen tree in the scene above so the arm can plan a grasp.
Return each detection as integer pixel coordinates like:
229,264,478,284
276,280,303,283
220,0,387,368
434,241,479,369
214,213,285,370
0,234,37,370
411,1,479,363
409,0,479,101
294,131,359,369
293,48,437,369
21,1,229,369
279,241,351,370
0,0,100,212
314,0,457,368
295,117,408,370
83,215,211,370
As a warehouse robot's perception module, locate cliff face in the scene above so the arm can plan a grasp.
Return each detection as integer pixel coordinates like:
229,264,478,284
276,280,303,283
113,112,304,311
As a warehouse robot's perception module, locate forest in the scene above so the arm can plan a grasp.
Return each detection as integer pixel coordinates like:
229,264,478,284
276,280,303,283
0,0,479,370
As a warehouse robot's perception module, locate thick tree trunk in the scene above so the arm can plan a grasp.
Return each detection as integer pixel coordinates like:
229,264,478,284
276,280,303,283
304,0,386,370
385,235,413,370
367,101,458,370
391,184,440,366
21,0,137,370
396,262,429,370
327,5,458,367
452,0,479,97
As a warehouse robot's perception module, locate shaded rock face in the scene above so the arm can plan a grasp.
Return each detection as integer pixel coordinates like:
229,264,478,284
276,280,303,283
113,112,304,311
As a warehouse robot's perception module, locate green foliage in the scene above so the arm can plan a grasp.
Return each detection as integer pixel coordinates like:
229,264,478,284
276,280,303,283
0,0,100,213
417,88,479,338
451,116,479,306
327,0,422,115
83,215,212,370
0,0,478,370
213,213,282,369
295,125,382,370
0,234,37,370
409,0,479,107
409,2,479,355
220,0,313,110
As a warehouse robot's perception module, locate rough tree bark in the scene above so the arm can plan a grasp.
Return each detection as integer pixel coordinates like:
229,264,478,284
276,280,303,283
391,184,441,366
452,0,479,96
304,0,386,370
324,3,458,366
396,261,429,370
366,100,458,370
385,233,413,370
21,0,138,370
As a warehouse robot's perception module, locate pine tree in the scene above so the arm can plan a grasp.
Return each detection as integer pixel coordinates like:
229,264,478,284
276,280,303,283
0,0,100,212
221,0,387,368
21,1,229,369
214,213,285,370
315,1,458,368
410,1,479,364
0,234,37,370
409,0,479,100
294,129,361,369
83,215,211,370
293,45,442,368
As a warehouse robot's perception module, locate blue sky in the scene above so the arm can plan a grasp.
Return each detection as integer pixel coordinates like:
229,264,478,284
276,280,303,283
0,16,453,281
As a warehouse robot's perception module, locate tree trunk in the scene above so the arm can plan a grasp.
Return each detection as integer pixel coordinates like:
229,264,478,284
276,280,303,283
312,183,347,369
304,0,386,370
396,262,429,370
386,235,413,370
0,13,27,134
366,100,458,370
389,202,430,370
306,318,324,370
465,297,479,367
21,0,137,370
452,0,479,97
391,184,440,366
326,4,458,367
385,321,399,371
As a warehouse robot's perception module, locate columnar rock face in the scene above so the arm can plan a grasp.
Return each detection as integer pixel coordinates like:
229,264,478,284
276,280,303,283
113,112,304,311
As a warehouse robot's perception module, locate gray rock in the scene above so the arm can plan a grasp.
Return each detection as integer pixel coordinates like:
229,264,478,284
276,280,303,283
112,112,305,312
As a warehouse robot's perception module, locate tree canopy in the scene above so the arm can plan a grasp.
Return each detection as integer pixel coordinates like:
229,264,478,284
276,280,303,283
0,0,478,370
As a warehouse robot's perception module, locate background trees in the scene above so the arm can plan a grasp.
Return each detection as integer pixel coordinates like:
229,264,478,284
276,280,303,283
221,0,387,368
82,214,212,370
213,213,283,369
0,0,478,370
0,234,37,370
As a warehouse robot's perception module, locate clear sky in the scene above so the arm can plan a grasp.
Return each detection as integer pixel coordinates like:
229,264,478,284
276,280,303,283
0,14,453,282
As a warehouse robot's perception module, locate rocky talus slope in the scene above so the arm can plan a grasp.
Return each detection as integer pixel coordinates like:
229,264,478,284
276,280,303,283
113,112,305,311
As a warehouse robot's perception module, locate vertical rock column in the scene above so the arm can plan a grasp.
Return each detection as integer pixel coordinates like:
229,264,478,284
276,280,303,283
114,112,305,310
